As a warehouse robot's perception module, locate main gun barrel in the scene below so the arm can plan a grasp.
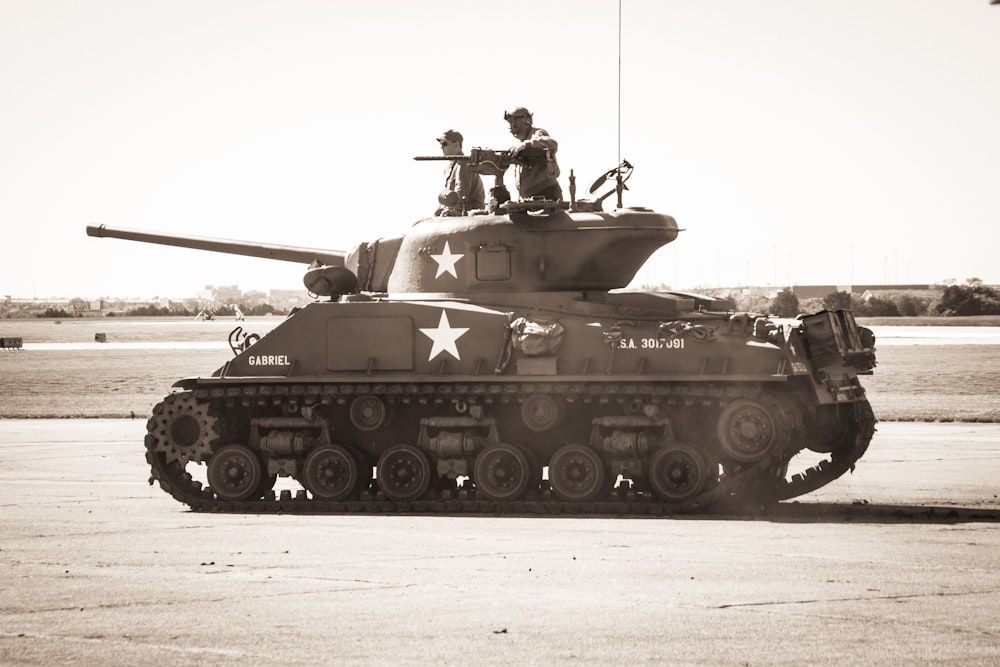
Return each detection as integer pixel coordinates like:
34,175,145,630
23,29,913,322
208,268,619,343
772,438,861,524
86,224,347,267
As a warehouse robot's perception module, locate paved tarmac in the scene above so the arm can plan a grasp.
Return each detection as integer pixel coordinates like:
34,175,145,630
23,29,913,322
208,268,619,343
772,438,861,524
1,420,998,666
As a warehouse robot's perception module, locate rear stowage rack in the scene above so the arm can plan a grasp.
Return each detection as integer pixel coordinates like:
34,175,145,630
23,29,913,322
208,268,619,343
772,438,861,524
799,309,876,372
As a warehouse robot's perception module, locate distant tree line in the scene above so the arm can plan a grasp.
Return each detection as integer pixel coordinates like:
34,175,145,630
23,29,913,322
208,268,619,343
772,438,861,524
931,281,1000,316
695,278,1000,318
37,307,74,318
29,302,281,318
25,280,1000,320
112,302,279,317
825,279,1000,317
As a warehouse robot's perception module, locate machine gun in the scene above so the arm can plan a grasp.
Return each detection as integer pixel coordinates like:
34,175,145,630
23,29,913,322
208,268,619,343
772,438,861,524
414,146,551,175
414,147,553,214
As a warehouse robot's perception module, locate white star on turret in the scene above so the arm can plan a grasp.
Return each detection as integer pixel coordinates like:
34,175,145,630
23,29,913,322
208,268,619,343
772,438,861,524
419,310,469,361
430,241,464,279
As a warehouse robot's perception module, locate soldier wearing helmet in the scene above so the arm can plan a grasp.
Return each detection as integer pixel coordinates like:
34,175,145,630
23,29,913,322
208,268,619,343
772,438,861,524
435,129,485,216
504,107,562,201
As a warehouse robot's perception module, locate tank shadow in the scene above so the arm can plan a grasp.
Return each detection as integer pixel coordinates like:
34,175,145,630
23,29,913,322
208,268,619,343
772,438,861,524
200,499,1000,523
751,501,1000,525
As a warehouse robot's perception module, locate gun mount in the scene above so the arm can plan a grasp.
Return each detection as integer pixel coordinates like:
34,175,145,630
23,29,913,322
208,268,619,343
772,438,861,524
414,146,554,214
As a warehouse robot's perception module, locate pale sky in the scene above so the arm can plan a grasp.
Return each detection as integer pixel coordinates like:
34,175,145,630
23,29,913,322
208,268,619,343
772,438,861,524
2,0,998,299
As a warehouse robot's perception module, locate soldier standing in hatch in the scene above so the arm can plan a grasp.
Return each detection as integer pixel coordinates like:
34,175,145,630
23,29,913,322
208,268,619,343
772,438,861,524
504,106,562,201
435,129,485,216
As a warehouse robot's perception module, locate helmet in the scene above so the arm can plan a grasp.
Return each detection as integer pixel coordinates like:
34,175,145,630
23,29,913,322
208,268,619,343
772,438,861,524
437,129,463,144
504,106,532,122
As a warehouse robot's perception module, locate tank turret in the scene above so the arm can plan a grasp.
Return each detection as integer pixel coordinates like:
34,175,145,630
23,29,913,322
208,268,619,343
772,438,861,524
87,160,677,299
87,154,876,516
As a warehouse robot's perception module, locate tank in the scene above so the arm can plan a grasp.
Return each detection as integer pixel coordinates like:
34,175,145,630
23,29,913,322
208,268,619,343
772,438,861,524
86,154,876,514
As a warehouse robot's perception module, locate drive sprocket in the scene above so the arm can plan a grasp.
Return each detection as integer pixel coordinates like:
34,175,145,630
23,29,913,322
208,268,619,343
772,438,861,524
146,392,219,466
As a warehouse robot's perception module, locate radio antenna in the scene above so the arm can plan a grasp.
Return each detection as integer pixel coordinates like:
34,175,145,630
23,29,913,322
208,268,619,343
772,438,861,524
617,0,622,167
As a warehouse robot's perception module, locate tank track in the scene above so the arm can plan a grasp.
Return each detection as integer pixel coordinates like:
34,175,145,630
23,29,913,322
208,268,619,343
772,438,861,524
145,383,876,515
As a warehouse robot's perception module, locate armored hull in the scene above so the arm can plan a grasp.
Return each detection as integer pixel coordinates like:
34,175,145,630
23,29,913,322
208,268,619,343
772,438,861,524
92,175,876,514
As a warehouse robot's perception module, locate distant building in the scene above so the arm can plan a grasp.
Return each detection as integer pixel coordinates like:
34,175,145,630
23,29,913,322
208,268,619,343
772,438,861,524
70,298,103,317
206,285,242,305
849,284,933,293
791,284,933,299
269,289,311,312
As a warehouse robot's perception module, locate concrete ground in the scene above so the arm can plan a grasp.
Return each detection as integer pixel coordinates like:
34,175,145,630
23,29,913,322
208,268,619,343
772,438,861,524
1,420,998,666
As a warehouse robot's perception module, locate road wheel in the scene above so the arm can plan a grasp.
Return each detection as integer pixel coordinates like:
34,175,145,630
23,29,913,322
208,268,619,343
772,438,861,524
649,445,709,502
717,398,782,463
548,444,606,502
377,444,431,502
474,443,532,501
207,444,263,501
304,445,360,501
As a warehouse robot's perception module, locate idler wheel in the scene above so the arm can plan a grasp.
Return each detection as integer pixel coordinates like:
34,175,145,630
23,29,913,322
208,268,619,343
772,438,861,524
207,444,264,502
717,398,781,463
648,445,710,501
350,395,388,431
803,404,850,453
548,444,606,502
377,444,432,502
304,445,360,501
520,394,560,432
474,443,533,501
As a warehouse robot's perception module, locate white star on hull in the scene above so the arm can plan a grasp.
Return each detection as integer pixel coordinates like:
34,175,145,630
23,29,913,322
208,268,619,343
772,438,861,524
419,310,470,361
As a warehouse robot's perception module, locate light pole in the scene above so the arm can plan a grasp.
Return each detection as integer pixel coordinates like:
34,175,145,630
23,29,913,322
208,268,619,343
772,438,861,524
772,245,777,286
850,245,855,290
